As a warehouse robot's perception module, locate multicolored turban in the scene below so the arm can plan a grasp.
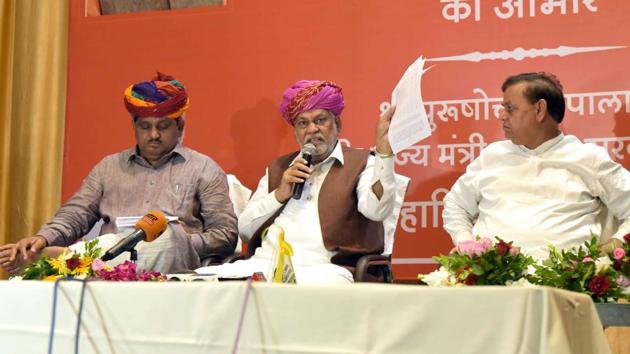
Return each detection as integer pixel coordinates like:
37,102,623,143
124,72,190,119
279,80,344,125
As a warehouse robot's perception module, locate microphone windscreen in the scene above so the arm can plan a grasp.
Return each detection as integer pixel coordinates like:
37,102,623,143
135,210,168,242
302,143,316,157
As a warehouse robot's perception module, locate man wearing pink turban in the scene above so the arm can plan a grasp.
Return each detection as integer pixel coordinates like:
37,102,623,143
204,79,398,284
1,73,237,275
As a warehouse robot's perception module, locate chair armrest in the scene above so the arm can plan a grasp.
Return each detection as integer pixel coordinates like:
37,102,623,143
199,253,245,267
354,254,392,283
222,253,245,263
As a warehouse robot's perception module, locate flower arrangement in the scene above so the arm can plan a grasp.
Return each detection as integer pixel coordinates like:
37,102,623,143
419,237,535,286
420,233,630,302
528,234,628,303
17,239,166,282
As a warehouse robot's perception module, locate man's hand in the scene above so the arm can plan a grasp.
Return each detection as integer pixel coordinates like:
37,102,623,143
374,105,396,156
13,236,48,262
274,158,312,203
0,243,41,275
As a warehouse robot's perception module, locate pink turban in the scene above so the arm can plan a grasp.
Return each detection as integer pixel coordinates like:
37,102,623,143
279,80,344,125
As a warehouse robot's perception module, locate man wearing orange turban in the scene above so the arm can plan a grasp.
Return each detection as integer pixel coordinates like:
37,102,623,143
1,73,237,274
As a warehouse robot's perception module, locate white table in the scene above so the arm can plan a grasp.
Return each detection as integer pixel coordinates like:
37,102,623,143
0,281,610,354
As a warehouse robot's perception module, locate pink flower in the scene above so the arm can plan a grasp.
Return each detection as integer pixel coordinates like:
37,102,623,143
94,260,165,282
91,259,106,272
582,257,594,263
455,240,477,256
617,275,630,288
612,248,626,260
623,233,630,244
478,238,493,252
508,246,520,257
456,238,493,257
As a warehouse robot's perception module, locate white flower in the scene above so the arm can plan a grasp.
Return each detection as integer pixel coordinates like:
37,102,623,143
9,275,23,281
595,256,613,274
505,277,535,287
622,286,630,296
419,267,456,287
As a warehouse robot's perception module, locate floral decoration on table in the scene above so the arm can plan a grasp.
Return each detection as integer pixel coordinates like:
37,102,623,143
419,233,630,303
528,234,629,303
419,237,535,286
15,239,166,282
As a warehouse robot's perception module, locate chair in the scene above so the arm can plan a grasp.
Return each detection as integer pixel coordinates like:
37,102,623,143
354,173,410,283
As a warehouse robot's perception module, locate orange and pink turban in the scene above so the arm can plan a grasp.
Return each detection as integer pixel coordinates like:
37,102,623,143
279,80,344,125
124,72,190,119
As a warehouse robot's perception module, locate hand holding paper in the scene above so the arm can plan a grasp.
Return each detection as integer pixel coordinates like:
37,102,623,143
374,105,396,156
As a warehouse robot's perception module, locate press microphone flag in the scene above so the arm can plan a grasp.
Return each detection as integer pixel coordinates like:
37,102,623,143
292,143,316,200
101,210,168,261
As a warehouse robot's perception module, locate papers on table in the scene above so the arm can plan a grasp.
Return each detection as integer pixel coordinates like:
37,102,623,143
115,215,179,230
166,273,219,282
389,56,432,154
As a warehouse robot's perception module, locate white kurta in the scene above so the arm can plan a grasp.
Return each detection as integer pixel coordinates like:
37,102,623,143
443,134,630,260
197,143,396,283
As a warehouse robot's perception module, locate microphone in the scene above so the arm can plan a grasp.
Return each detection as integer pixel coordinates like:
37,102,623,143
101,210,168,262
292,143,316,200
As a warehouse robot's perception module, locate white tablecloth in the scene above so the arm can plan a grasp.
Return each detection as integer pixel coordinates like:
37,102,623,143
0,281,610,354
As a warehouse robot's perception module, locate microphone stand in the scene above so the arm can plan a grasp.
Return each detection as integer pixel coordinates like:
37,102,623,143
129,248,138,263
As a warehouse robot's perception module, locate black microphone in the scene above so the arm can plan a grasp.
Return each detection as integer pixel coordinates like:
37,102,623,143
101,210,167,262
292,143,316,200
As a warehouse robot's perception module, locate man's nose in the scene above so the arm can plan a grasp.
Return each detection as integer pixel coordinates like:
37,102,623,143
149,127,160,139
306,121,320,133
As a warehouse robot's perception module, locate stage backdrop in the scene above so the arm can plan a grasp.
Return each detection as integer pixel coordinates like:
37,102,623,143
65,0,630,281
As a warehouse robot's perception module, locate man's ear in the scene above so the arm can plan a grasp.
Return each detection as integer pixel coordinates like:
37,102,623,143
335,115,342,131
177,117,186,131
536,99,547,122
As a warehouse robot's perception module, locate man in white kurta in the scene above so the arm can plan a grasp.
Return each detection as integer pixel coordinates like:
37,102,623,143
443,72,630,259
196,80,397,283
230,142,395,283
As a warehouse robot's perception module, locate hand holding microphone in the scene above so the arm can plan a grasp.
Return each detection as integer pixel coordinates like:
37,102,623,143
274,143,316,203
292,143,316,200
101,210,168,262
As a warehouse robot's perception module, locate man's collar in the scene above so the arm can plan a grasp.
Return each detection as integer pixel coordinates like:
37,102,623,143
323,140,344,166
518,133,564,155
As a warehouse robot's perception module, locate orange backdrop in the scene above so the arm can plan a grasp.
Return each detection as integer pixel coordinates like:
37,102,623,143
65,0,630,280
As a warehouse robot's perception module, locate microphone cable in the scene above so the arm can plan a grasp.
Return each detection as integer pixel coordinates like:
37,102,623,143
231,278,254,354
47,277,89,354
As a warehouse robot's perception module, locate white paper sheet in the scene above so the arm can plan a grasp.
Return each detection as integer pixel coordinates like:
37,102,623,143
389,56,432,154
